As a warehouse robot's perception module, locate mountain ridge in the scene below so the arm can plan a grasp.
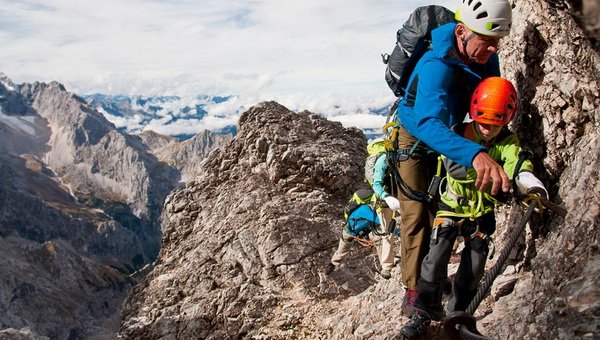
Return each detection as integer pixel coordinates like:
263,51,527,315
0,75,230,338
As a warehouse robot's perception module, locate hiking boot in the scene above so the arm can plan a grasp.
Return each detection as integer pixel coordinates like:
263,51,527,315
401,289,419,314
380,269,391,279
399,310,431,339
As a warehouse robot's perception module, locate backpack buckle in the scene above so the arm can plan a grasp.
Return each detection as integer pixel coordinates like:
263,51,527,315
396,153,410,162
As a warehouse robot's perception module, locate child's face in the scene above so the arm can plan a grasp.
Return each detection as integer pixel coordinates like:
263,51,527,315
475,122,503,141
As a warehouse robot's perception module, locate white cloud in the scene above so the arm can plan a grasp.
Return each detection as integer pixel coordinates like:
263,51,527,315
95,107,138,130
329,113,387,130
204,96,245,117
142,115,238,136
0,0,458,134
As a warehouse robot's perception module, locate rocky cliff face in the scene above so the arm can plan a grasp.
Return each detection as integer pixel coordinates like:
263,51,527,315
18,80,180,263
139,129,233,183
118,101,380,339
119,1,599,339
478,0,600,338
0,75,227,338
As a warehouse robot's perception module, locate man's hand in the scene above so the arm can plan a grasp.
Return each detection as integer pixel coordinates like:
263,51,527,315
472,151,510,195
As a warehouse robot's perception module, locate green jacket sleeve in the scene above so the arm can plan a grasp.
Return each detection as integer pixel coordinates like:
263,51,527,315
491,133,533,178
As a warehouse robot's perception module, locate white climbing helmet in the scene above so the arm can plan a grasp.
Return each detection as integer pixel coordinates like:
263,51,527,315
455,0,512,37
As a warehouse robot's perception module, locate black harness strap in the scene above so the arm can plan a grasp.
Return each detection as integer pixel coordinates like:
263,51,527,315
404,75,420,108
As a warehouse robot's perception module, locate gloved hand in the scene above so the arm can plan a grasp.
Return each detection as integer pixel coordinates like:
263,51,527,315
516,172,548,199
527,186,548,200
384,196,401,211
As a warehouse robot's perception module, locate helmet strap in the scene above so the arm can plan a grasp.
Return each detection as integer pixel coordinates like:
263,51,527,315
462,32,476,60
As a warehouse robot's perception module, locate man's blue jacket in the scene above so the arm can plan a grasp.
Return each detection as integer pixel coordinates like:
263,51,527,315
397,22,501,167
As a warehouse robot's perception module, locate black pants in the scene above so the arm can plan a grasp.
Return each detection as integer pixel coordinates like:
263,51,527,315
413,211,495,320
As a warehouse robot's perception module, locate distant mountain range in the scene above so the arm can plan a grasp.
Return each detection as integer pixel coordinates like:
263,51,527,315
83,94,239,140
83,94,391,141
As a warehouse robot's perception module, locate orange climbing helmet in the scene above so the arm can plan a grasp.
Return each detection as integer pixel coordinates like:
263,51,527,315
470,77,518,126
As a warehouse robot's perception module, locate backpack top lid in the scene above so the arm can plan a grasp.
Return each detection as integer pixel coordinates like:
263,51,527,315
344,188,375,218
349,205,381,224
397,5,456,52
384,5,455,97
352,188,376,205
345,204,381,237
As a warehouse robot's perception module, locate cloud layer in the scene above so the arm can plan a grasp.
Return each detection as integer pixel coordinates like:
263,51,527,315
0,0,456,132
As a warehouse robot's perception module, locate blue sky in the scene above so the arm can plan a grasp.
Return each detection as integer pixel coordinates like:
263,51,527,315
0,0,456,133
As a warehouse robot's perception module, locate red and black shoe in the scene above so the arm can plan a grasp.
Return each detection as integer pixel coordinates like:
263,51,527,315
400,310,431,339
401,289,419,314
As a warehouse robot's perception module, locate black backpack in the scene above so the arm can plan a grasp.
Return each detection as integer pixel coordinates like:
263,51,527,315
382,5,455,98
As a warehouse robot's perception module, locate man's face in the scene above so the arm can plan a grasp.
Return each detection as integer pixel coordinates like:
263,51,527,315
460,25,502,64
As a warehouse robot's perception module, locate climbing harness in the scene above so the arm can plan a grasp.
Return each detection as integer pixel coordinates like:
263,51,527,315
381,103,442,204
386,147,442,203
430,216,496,260
435,187,498,261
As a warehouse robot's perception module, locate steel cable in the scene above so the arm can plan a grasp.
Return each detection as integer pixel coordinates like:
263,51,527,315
452,203,537,340
465,203,537,315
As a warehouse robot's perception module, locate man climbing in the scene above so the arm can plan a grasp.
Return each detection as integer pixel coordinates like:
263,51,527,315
393,0,514,314
400,76,548,338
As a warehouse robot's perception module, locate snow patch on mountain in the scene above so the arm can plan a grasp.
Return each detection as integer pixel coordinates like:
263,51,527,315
0,73,15,91
0,110,36,135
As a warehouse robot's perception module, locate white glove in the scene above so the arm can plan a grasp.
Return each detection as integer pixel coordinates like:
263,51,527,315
384,196,401,212
516,172,548,198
